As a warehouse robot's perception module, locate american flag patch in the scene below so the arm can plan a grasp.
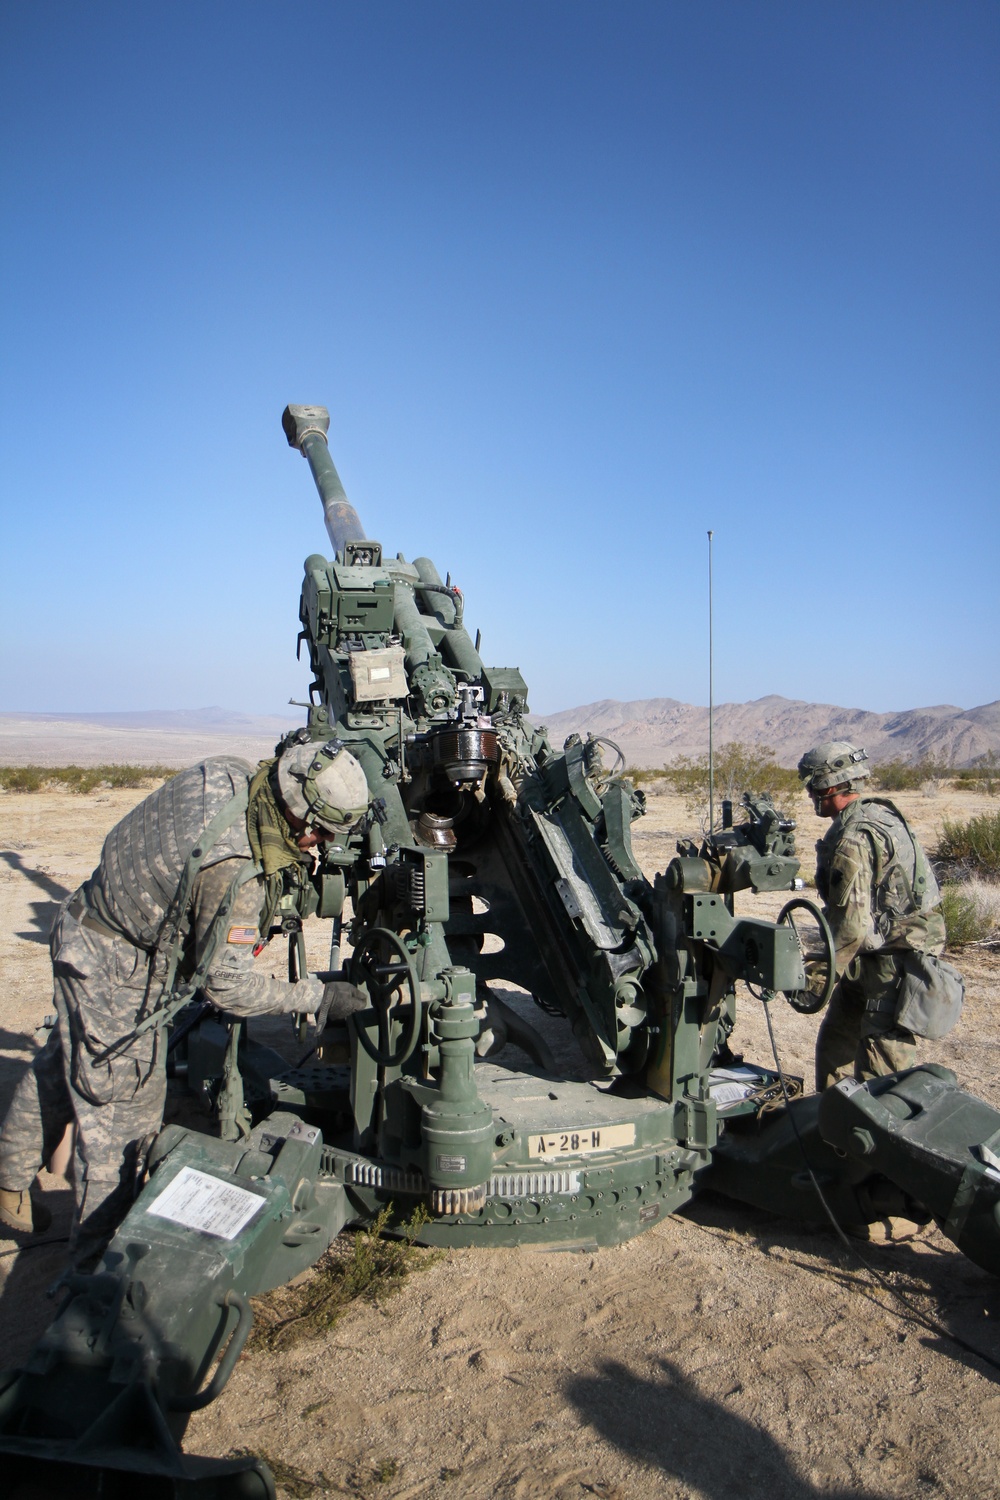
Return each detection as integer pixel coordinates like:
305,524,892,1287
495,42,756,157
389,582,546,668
227,925,259,945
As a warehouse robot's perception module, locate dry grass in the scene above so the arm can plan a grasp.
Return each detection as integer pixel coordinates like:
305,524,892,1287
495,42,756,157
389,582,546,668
229,1448,404,1498
228,1450,329,1498
248,1205,437,1354
942,879,1000,948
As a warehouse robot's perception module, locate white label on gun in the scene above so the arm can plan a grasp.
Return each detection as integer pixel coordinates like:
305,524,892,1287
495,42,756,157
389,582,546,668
147,1165,266,1240
528,1123,635,1158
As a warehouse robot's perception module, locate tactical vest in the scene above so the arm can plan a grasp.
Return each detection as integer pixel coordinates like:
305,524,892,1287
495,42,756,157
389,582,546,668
83,757,255,948
816,796,941,947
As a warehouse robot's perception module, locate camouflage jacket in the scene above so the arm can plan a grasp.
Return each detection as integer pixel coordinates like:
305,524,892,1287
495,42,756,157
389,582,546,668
77,757,324,1017
815,796,945,975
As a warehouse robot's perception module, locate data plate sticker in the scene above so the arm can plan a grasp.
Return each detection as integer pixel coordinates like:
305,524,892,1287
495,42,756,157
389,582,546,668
147,1165,266,1240
528,1123,636,1158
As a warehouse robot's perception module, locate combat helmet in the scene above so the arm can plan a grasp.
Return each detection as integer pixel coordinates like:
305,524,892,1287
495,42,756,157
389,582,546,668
276,736,370,833
797,740,871,794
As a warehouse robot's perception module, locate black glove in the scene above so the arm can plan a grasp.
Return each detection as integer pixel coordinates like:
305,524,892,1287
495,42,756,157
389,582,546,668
314,980,368,1033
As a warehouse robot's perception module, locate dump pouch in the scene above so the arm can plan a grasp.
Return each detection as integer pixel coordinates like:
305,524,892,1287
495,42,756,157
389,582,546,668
895,950,964,1040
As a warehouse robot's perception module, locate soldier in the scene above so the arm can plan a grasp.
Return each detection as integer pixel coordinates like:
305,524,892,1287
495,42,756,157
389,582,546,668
798,740,961,1092
0,735,370,1265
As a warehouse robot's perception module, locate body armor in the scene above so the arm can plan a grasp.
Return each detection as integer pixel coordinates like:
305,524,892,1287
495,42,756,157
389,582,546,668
82,757,253,948
816,796,942,951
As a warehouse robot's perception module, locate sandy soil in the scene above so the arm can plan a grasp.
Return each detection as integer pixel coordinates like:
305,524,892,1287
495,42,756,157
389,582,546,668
0,711,297,767
2,781,1000,1498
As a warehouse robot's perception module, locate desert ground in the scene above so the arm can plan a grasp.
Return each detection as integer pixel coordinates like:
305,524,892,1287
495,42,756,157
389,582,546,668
2,779,1000,1498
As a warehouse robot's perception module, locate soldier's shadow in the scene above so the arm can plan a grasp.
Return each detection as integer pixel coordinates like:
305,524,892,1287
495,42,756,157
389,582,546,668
0,1191,75,1370
0,850,71,944
565,1355,888,1499
0,854,75,1365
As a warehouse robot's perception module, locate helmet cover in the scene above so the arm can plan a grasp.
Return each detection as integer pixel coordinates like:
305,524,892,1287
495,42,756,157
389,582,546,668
276,739,370,833
797,740,871,794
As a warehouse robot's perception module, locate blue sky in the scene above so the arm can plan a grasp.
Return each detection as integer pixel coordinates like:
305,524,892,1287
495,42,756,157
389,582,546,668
1,2,997,718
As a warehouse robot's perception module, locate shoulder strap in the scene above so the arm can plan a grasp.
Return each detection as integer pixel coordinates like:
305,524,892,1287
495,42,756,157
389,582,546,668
87,785,255,1067
129,859,263,1045
852,799,927,926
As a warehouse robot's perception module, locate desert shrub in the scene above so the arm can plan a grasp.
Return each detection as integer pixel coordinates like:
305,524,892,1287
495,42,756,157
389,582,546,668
0,763,177,794
941,880,1000,948
0,766,45,792
951,752,1000,796
661,742,801,820
56,763,178,793
46,766,104,793
248,1203,436,1353
624,765,667,789
937,809,1000,878
872,758,946,792
100,763,177,789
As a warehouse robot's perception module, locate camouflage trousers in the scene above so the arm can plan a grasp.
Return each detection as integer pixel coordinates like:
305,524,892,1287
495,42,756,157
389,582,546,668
815,951,917,1092
0,900,165,1267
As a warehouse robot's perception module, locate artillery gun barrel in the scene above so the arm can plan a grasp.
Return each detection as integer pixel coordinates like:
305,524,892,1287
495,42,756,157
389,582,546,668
282,404,367,558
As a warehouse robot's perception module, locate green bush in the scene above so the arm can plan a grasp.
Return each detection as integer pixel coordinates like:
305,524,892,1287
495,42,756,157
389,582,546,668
660,742,801,816
942,886,986,947
0,766,45,792
941,881,1000,948
951,752,1000,796
937,809,1000,878
0,763,177,794
871,758,944,792
623,765,666,788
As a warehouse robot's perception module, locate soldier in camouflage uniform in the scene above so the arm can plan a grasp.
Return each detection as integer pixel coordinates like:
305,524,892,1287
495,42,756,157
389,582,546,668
798,741,950,1091
0,736,370,1266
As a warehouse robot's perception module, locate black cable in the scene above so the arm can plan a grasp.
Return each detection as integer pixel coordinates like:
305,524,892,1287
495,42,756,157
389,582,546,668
757,990,859,1257
755,988,1000,1378
0,1236,70,1258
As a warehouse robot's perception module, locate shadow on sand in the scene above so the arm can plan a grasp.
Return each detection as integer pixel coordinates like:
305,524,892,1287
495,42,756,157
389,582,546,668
566,1355,889,1499
0,1186,74,1369
0,850,72,945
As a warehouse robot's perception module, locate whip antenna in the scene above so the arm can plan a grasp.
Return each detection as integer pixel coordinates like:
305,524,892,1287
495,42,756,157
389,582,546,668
708,528,715,833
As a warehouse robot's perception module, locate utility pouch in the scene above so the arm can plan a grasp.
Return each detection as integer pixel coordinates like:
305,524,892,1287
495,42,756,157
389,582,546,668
68,1006,152,1105
72,1047,144,1107
895,951,965,1040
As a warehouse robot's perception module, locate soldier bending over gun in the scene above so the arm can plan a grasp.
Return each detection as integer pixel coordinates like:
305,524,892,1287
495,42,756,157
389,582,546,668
0,737,369,1267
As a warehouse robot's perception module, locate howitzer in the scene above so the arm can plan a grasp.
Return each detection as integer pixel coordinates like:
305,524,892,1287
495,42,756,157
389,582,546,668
174,409,1000,1269
272,403,831,1236
5,404,1000,1495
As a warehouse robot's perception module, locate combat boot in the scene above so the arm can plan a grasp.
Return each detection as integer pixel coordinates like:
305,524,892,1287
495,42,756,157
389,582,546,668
0,1188,52,1234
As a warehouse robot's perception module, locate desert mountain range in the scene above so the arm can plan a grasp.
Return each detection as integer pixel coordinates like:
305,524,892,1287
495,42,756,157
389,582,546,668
0,697,997,769
536,695,1000,769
